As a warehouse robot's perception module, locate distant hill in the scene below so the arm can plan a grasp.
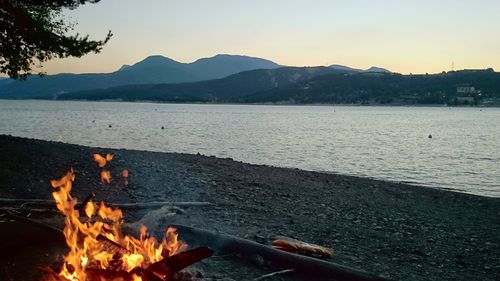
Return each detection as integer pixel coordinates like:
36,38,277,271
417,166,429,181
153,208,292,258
58,67,342,102
59,69,500,105
364,66,391,73
0,54,280,99
240,69,500,104
328,64,362,72
117,64,131,71
187,54,281,80
329,64,391,73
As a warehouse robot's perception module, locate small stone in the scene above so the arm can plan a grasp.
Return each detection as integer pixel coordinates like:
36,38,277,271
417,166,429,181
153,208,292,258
250,254,265,266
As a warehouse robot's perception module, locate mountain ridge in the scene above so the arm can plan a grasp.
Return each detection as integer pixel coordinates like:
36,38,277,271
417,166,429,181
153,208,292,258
329,64,390,73
0,54,281,99
57,68,500,105
58,66,342,102
0,54,397,99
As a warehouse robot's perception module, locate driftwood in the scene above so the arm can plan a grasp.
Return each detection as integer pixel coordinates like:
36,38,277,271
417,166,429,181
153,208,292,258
5,210,63,234
0,198,211,209
172,224,392,281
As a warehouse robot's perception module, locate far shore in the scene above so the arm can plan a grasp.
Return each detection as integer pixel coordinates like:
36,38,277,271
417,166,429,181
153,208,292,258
1,98,498,108
0,135,499,281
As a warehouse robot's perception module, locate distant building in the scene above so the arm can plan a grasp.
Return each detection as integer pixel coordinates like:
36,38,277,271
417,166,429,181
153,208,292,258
456,84,478,94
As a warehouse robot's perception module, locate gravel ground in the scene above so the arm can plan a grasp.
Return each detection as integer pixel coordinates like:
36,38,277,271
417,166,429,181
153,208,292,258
0,134,499,281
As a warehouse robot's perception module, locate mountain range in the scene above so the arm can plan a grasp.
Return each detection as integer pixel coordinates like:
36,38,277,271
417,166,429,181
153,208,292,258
0,54,281,98
58,68,500,105
0,54,390,99
329,64,390,73
59,66,345,102
1,54,498,106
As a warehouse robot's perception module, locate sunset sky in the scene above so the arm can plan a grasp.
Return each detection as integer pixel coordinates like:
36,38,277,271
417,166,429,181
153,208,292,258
39,0,500,75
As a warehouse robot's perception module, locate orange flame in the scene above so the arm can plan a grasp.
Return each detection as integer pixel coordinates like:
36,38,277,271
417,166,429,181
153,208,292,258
93,153,113,168
100,170,111,184
50,167,187,281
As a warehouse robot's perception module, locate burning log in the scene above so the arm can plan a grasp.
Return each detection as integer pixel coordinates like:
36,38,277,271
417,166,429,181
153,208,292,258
147,247,214,280
85,267,170,281
85,268,150,281
78,192,96,213
47,247,213,281
97,234,131,255
172,224,392,281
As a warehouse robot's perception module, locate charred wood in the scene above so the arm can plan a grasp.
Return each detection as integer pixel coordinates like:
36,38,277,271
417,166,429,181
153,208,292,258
148,247,213,278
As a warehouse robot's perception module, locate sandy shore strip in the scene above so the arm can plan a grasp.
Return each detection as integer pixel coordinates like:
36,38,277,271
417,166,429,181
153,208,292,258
0,134,499,281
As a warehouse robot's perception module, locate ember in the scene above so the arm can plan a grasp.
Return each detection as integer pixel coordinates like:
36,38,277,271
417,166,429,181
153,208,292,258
44,156,212,281
93,153,113,168
100,170,111,184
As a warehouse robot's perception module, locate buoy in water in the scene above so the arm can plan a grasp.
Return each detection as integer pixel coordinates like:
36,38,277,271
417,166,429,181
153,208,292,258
108,124,112,128
161,126,165,130
428,134,432,138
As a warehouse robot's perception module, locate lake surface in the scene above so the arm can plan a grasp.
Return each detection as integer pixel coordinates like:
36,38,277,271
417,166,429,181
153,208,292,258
0,100,499,197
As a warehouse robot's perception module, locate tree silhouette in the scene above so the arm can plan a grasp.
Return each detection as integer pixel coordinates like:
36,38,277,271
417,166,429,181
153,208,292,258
0,0,112,79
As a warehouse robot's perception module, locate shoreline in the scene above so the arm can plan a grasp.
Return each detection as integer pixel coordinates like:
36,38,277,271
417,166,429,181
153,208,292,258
0,133,495,199
1,98,498,108
0,131,497,199
1,135,499,280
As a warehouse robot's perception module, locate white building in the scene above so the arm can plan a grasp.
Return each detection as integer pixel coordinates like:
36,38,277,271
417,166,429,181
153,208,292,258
456,85,477,94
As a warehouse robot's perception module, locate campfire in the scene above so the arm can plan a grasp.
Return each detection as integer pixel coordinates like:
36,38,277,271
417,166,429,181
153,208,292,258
0,150,390,281
42,154,213,281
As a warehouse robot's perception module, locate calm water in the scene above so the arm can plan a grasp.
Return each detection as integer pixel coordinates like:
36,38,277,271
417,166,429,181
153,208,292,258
0,100,499,197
